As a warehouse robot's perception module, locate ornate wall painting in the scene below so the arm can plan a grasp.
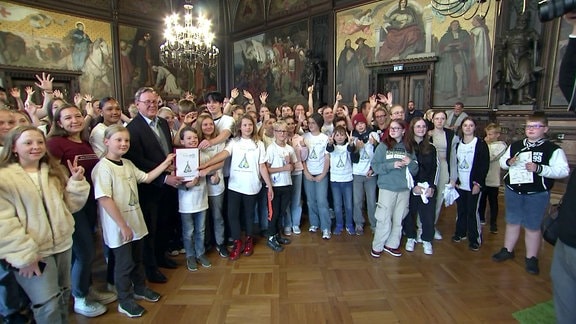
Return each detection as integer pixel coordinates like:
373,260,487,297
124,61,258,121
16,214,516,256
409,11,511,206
268,0,309,19
0,1,114,99
549,18,571,108
336,0,497,108
234,0,265,32
232,20,309,108
119,26,218,106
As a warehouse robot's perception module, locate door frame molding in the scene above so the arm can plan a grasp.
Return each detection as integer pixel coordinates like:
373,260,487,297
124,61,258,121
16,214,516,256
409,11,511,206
367,56,438,109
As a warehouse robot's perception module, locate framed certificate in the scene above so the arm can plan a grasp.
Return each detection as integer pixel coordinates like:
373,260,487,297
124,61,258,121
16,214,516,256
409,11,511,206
175,148,199,181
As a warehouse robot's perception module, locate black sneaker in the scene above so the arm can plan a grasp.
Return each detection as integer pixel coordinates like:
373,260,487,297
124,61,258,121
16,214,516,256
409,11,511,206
275,235,291,245
118,300,145,318
134,288,161,303
266,237,284,252
469,243,480,252
492,248,515,262
490,227,498,234
451,235,466,243
525,257,540,275
216,244,229,258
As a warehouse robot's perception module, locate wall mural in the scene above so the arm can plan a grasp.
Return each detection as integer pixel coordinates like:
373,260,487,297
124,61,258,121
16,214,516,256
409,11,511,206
550,18,571,107
335,0,497,108
233,20,309,108
0,1,114,99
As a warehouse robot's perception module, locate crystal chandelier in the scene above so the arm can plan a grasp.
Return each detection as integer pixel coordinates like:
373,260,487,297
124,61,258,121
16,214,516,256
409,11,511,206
160,0,219,68
430,0,502,20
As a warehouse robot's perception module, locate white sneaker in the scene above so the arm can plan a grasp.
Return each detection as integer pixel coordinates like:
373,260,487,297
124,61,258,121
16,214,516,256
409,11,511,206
309,226,318,233
416,228,423,243
434,229,443,240
89,287,117,305
284,227,292,236
423,241,433,255
405,238,416,252
322,229,331,240
292,226,301,235
74,296,107,317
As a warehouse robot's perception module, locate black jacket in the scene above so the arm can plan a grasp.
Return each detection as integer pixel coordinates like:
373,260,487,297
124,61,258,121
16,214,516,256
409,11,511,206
455,137,490,189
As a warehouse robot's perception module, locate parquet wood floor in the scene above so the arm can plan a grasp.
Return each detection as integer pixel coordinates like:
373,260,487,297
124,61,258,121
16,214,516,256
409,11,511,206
71,204,554,324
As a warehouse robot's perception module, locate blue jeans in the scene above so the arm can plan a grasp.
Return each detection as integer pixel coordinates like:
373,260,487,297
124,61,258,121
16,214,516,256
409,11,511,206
71,199,97,298
15,249,72,324
303,176,331,231
284,173,303,228
352,175,377,229
180,211,207,258
552,239,576,324
331,181,353,228
0,265,26,317
208,193,226,246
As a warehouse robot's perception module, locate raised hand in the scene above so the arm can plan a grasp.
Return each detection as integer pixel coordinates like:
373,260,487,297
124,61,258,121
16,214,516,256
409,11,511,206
335,91,342,102
83,94,94,103
353,94,358,108
242,89,253,100
259,92,268,103
72,93,82,106
52,89,63,99
67,157,85,180
9,87,20,98
34,72,53,91
230,88,239,99
24,86,35,96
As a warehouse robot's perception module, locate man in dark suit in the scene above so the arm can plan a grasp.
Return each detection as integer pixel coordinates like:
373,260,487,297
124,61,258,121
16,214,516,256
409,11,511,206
125,87,184,283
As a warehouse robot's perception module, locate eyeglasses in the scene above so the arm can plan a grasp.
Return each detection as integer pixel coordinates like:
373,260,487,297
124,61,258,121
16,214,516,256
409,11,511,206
138,100,159,106
274,130,287,133
525,124,545,129
389,127,403,131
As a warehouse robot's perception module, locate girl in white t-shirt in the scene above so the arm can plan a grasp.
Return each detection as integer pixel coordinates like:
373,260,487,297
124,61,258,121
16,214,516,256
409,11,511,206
265,120,297,252
198,115,273,261
302,113,331,239
92,125,174,318
326,125,355,235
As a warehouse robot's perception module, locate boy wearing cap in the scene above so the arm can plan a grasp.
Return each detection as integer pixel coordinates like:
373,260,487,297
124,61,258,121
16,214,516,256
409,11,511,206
350,113,379,234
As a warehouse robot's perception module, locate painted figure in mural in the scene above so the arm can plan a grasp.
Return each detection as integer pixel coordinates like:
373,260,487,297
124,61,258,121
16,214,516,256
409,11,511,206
436,20,472,101
377,0,424,61
340,8,374,35
355,37,373,101
337,39,360,104
153,66,181,96
287,45,300,93
68,22,92,70
499,12,539,104
134,33,154,87
301,50,326,104
469,15,492,96
120,40,134,100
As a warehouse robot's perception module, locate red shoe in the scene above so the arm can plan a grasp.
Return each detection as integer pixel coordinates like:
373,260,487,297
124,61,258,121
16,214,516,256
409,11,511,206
243,236,254,256
229,240,243,261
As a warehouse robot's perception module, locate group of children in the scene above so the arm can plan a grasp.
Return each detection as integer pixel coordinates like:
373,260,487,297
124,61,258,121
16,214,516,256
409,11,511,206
0,83,570,323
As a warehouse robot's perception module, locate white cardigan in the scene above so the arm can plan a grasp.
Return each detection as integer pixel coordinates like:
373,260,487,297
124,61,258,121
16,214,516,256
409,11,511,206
0,163,90,268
